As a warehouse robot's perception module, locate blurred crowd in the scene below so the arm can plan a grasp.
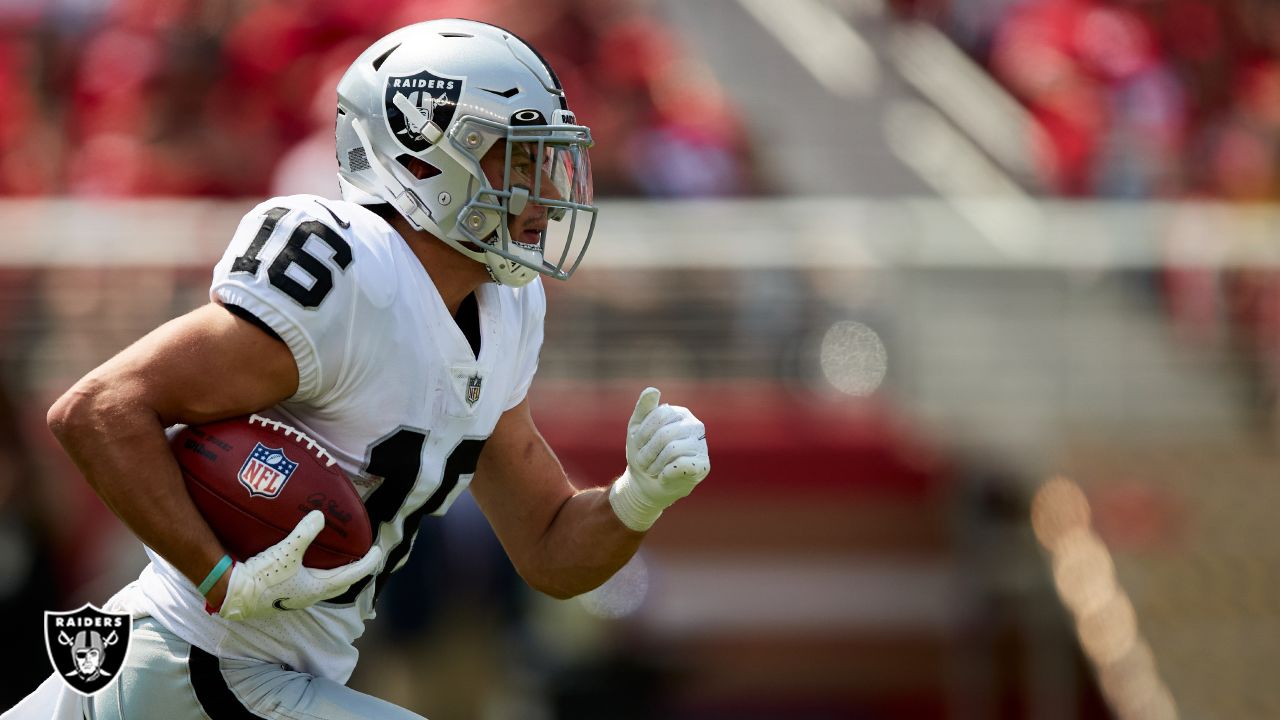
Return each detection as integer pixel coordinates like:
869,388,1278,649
890,0,1280,437
893,0,1280,200
11,0,1280,202
0,0,759,199
0,3,758,713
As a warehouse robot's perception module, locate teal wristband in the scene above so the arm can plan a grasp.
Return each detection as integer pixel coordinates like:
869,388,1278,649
198,555,234,596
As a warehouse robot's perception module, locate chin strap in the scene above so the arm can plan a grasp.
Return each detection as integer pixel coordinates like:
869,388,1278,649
350,118,432,230
484,249,537,287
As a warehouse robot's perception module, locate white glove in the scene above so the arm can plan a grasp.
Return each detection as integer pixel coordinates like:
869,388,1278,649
219,510,382,621
609,387,710,532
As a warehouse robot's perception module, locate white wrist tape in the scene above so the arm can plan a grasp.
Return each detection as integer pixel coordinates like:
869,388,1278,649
608,468,666,532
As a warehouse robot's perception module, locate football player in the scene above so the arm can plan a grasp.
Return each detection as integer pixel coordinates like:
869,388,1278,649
6,19,709,720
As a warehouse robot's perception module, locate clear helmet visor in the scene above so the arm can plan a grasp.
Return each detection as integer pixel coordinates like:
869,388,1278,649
454,118,597,281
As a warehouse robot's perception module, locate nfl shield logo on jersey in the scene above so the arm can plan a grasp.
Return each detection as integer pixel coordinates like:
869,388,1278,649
466,374,483,406
44,604,132,696
238,443,299,498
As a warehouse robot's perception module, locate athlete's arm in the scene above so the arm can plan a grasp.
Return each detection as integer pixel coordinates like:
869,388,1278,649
470,389,710,599
46,302,298,610
469,397,642,599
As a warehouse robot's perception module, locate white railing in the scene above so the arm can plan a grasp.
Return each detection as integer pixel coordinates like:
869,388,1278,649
4,197,1279,268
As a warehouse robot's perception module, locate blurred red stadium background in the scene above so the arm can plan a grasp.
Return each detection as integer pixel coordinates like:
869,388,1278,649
3,1,1280,719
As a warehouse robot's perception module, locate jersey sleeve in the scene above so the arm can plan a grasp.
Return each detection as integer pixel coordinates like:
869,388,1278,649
210,196,382,403
505,279,546,410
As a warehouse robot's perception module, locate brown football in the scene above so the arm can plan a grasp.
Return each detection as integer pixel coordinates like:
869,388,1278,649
171,414,371,569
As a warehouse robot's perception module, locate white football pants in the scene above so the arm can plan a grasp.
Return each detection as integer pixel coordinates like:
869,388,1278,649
3,617,425,720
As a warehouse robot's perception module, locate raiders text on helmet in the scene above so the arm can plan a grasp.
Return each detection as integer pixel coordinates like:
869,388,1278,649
335,19,597,287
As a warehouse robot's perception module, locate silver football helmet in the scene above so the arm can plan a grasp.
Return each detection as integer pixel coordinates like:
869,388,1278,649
335,19,596,287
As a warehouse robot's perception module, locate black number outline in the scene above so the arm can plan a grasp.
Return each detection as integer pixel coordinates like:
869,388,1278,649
231,207,289,274
231,208,353,308
327,429,487,605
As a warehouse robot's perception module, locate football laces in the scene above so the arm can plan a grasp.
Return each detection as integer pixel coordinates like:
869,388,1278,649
247,414,338,468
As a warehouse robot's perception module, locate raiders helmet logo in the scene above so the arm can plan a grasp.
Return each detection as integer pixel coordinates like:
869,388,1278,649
385,69,465,152
44,604,132,696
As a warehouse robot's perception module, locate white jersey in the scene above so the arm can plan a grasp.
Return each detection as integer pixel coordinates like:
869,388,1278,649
114,194,545,684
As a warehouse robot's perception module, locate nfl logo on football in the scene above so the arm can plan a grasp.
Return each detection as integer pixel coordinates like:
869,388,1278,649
238,442,299,499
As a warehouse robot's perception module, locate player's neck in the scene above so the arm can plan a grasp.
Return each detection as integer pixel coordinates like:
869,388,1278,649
385,213,490,315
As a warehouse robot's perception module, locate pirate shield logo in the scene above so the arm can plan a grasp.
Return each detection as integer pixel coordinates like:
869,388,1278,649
45,604,132,695
385,69,465,153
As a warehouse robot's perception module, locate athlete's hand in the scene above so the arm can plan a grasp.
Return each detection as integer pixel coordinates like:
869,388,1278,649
608,387,710,532
217,511,382,621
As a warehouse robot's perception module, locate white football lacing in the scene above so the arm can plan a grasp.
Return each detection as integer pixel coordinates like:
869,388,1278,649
247,414,337,468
